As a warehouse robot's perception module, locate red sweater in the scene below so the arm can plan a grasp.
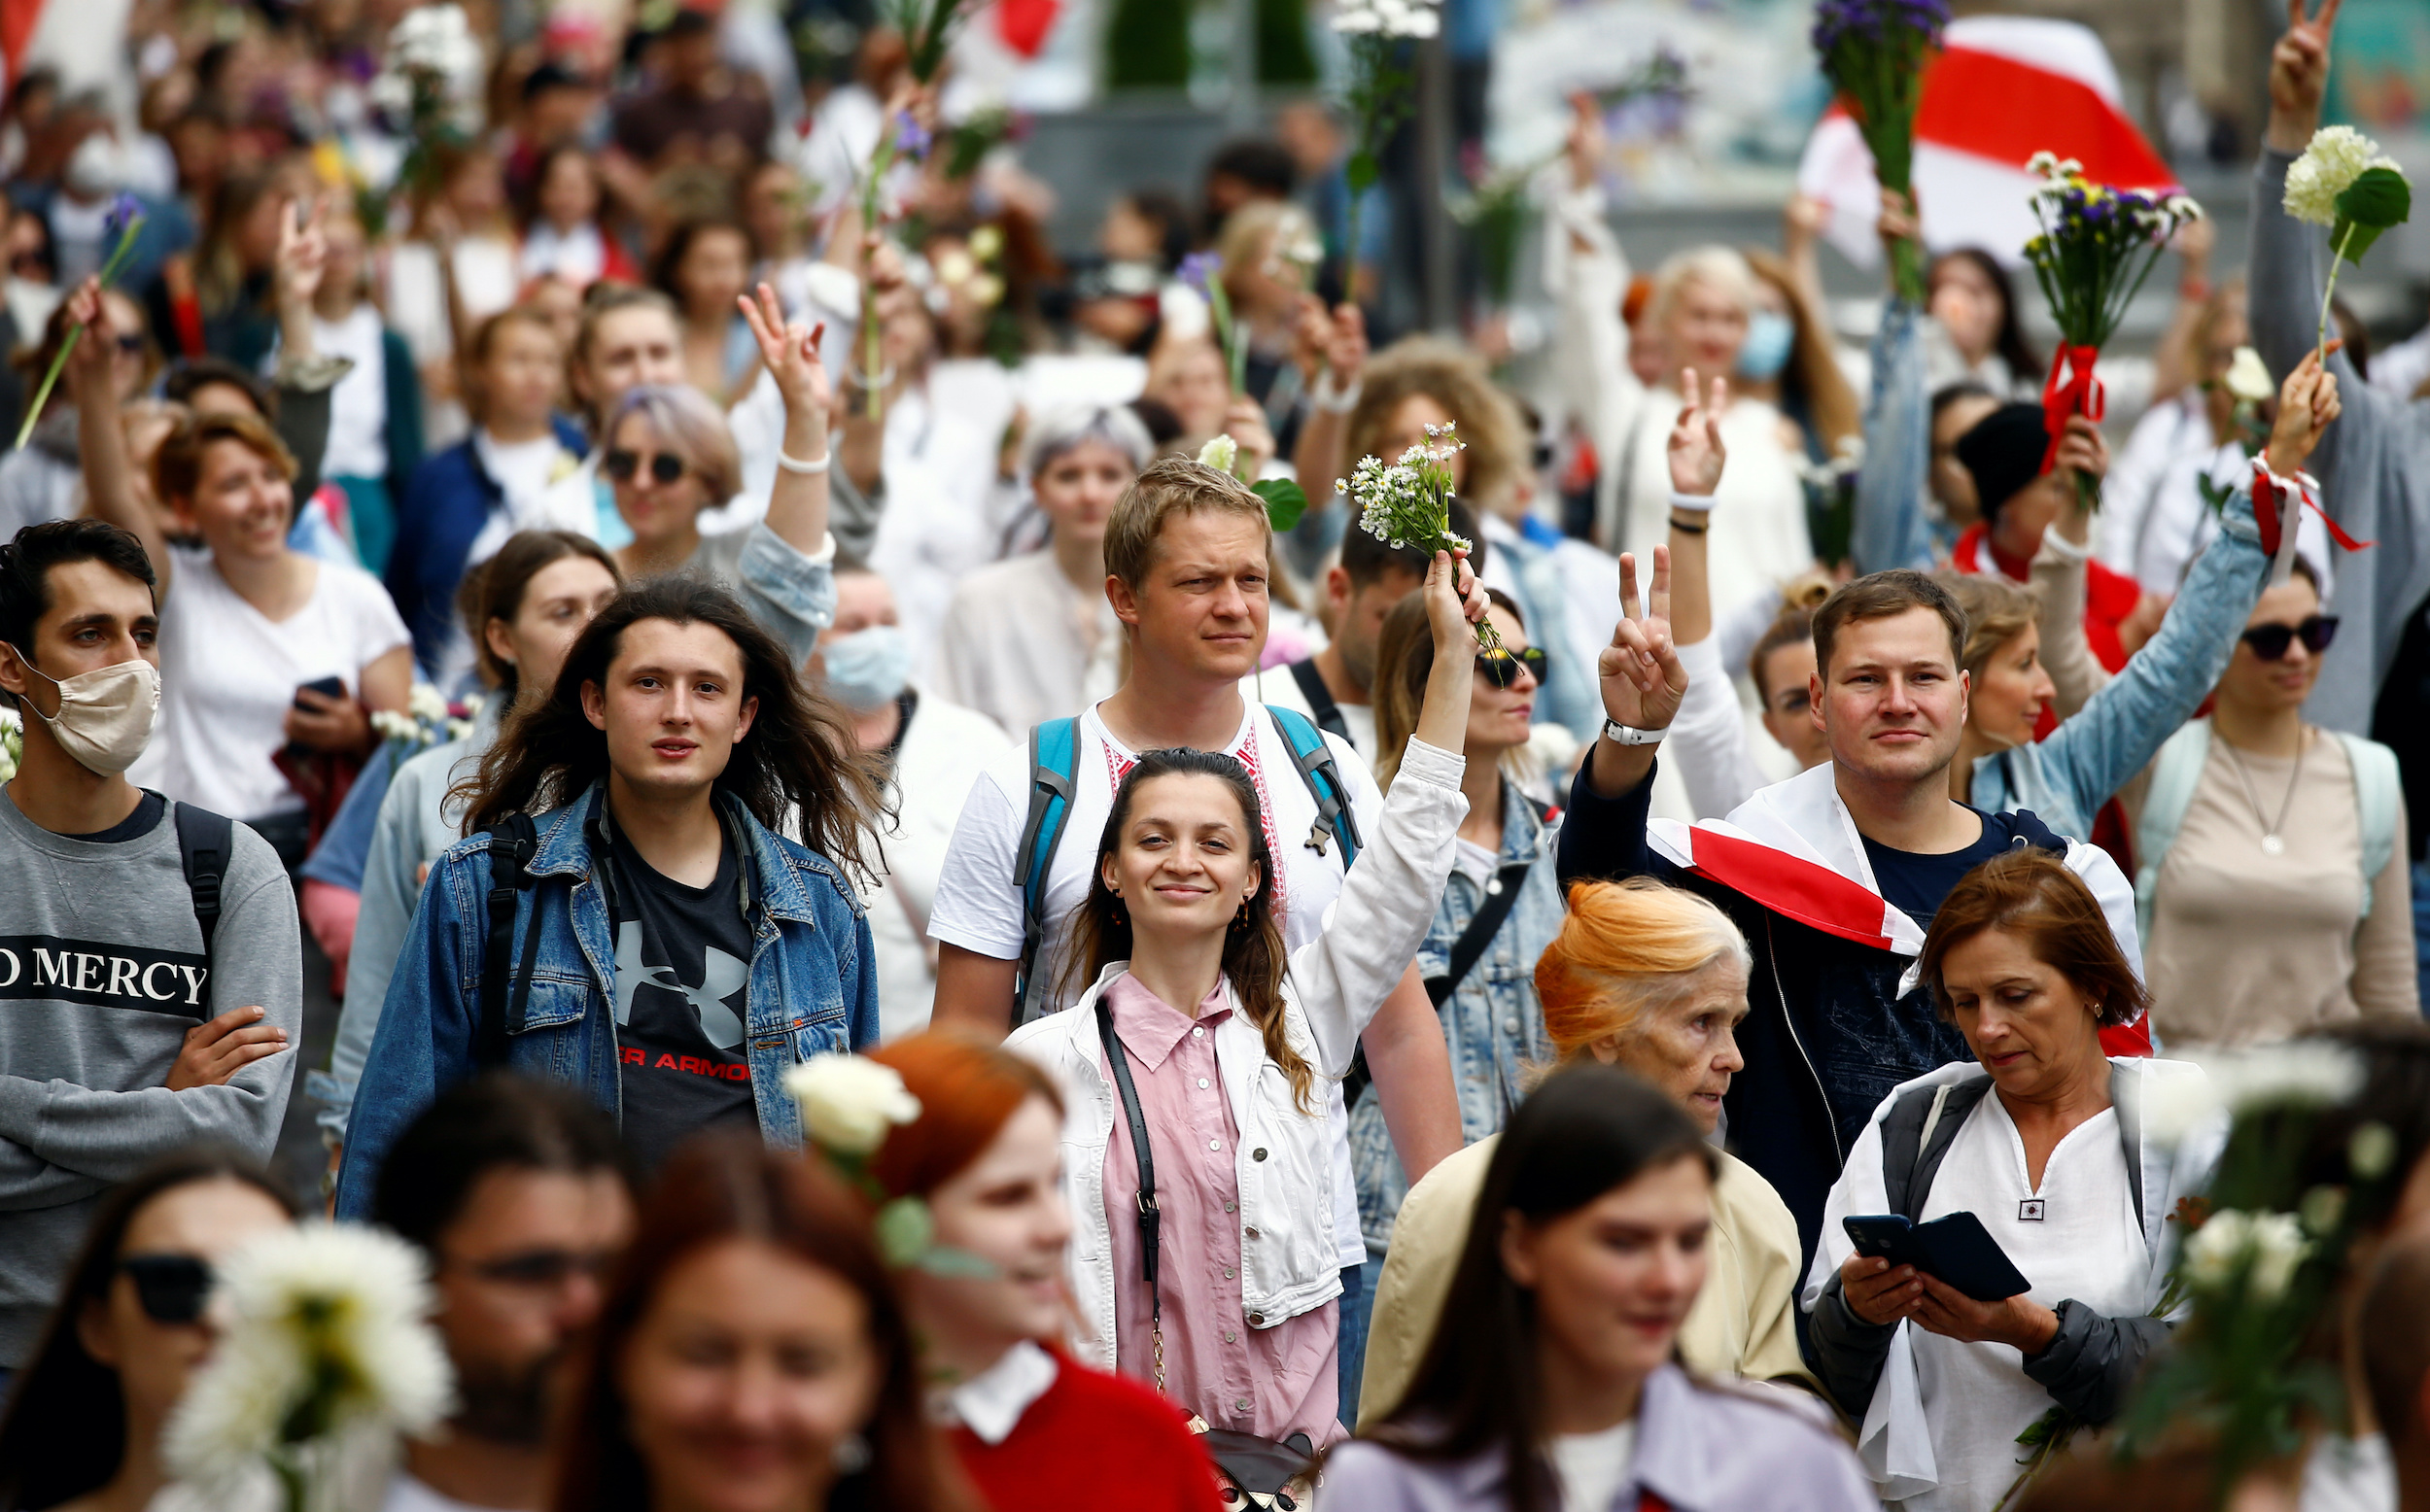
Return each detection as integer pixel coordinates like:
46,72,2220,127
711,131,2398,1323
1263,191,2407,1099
951,1351,1227,1512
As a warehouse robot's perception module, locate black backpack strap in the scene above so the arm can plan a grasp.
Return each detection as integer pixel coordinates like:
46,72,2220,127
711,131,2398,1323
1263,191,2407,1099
477,813,541,1067
173,803,232,1014
1096,999,1166,1391
1287,659,1351,746
1425,861,1533,1009
1880,1078,1996,1222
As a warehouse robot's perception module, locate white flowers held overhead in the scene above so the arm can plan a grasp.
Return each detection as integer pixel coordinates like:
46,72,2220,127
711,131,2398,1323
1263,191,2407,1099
2223,346,2275,406
785,1052,922,1156
1332,0,1440,38
2283,123,2413,359
1196,433,1241,478
166,1224,452,1509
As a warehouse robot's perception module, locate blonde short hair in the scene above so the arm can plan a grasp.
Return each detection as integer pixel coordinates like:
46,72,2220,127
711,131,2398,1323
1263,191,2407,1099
1647,245,1758,331
1102,456,1270,592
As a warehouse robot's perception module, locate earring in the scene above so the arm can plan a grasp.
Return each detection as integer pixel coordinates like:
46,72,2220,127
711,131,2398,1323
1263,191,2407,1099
1232,901,1251,933
832,1431,870,1474
1109,888,1128,925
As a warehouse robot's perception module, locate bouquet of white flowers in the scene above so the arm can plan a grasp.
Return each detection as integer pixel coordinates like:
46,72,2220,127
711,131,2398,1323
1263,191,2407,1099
2282,124,2413,361
1339,424,1500,652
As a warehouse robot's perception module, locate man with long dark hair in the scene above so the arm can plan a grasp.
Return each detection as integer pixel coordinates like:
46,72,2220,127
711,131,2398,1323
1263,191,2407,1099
333,574,883,1216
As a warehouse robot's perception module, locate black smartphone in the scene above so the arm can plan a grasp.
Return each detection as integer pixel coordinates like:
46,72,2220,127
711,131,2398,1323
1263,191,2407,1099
1843,1214,1915,1264
1843,1212,2031,1303
293,675,346,710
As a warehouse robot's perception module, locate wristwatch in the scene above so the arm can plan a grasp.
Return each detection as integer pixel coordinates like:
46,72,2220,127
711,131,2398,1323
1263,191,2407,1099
1602,718,1668,747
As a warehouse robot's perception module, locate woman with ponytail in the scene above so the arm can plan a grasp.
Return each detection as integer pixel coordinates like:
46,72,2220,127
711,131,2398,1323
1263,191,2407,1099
1003,545,1490,1448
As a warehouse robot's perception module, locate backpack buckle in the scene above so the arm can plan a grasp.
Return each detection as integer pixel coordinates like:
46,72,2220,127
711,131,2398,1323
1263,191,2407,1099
1304,821,1330,857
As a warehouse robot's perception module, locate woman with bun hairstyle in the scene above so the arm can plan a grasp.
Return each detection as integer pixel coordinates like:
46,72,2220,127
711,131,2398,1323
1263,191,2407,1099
820,1032,1225,1512
1357,877,1808,1426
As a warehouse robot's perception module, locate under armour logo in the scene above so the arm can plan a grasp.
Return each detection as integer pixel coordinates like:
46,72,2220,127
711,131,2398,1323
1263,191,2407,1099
614,921,748,1048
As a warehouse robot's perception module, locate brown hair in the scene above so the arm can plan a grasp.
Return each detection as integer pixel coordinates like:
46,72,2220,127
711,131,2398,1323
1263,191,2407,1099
1371,585,1521,788
1811,569,1967,683
2364,1232,2430,1456
1915,848,2146,1027
1535,879,1751,1058
461,305,564,427
1342,337,1526,516
1054,747,1316,1113
453,530,623,696
1740,245,1859,456
1100,456,1270,595
547,1136,979,1512
1747,576,1833,702
1934,571,2040,683
152,408,296,508
862,1032,1063,1201
570,283,678,426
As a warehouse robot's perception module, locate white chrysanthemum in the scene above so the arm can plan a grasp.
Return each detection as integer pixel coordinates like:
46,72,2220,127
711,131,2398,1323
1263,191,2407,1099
2182,1209,2249,1293
369,710,420,745
2027,151,2058,176
2284,124,2383,225
166,1224,452,1495
2246,1212,2310,1302
1197,434,1239,474
2224,346,2274,404
785,1054,921,1156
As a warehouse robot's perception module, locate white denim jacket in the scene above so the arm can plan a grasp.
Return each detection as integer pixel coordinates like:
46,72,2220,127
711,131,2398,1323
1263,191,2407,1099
1007,737,1467,1367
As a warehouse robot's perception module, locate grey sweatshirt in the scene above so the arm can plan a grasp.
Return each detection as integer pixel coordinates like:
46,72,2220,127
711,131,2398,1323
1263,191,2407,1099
0,792,298,1364
2248,148,2430,736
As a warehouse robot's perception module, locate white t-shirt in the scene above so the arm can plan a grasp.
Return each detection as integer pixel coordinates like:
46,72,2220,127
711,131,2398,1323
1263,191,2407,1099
306,304,391,480
1910,1099,2147,1512
148,548,413,822
1550,1419,1638,1512
928,698,1385,1267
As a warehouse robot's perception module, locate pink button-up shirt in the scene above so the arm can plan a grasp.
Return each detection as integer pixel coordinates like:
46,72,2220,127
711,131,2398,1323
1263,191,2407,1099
1099,973,1341,1446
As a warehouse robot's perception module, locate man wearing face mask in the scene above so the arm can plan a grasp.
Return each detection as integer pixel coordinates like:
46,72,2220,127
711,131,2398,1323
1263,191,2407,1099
816,564,1012,1038
0,519,299,1379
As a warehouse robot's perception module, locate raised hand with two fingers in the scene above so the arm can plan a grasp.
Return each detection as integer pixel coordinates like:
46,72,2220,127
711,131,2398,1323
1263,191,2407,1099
1667,366,1729,498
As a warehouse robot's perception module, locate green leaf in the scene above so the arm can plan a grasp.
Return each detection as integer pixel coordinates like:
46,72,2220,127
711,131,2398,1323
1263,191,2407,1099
2332,165,2412,266
2332,218,2391,266
873,1196,934,1268
1345,151,1379,196
1254,477,1309,532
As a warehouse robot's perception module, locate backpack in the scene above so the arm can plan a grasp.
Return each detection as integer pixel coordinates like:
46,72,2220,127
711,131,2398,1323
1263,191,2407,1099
172,804,232,1013
474,812,542,1067
1011,706,1363,1025
2133,719,2400,945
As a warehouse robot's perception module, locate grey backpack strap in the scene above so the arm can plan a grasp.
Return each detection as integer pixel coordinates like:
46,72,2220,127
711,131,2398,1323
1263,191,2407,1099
1881,1079,1996,1222
173,803,233,1015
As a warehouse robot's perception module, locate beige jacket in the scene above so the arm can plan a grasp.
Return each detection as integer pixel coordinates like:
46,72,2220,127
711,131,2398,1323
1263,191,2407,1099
1357,1135,1812,1428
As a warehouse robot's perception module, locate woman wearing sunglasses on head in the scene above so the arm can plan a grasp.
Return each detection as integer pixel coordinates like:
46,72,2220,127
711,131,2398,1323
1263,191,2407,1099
0,1149,296,1512
599,286,840,666
2137,548,2418,1046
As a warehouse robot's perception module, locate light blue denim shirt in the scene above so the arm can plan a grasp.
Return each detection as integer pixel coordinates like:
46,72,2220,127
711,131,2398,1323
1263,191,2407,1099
331,780,878,1218
1853,296,1951,575
1349,778,1562,1253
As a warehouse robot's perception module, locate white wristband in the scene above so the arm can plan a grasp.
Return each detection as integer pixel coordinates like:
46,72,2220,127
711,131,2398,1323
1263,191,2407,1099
777,449,832,476
1666,489,1715,515
1602,717,1668,746
1312,370,1363,414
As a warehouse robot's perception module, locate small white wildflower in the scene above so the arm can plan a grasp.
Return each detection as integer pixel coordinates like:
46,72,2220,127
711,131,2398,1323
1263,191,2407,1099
2299,1184,2346,1237
406,683,448,724
2224,346,2274,404
785,1054,922,1156
2352,1121,2399,1181
2027,151,2058,176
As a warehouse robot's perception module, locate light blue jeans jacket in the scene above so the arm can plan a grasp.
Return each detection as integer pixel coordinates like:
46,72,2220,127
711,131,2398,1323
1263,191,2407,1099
1853,297,1946,576
1349,779,1562,1253
331,781,879,1218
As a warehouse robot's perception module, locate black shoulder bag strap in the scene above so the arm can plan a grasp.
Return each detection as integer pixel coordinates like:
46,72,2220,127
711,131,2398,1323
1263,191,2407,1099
477,813,542,1068
1094,1000,1165,1388
1881,1078,1996,1222
1287,659,1352,746
174,803,232,1014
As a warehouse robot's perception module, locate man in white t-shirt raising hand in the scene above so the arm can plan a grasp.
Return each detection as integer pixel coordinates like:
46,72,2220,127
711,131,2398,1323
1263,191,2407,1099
927,455,1462,1410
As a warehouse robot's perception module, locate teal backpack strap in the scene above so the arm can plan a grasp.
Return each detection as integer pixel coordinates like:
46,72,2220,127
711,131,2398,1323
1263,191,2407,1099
2336,732,2402,919
1266,704,1362,869
1012,718,1081,1025
2135,719,2213,945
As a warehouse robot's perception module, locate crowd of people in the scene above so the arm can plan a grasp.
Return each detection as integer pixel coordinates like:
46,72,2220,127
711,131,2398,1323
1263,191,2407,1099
3,0,2430,1506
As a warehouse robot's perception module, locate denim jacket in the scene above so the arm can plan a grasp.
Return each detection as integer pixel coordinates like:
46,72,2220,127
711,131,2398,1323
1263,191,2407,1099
1349,778,1562,1253
1852,297,1950,576
1969,485,2273,841
332,781,879,1218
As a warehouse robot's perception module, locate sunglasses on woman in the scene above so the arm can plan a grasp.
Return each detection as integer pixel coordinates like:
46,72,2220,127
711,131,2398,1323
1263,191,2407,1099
2240,616,2339,661
603,449,687,485
120,1253,214,1324
1476,646,1547,689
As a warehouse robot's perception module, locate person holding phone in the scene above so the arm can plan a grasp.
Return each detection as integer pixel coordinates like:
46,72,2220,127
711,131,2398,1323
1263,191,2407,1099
1802,848,2217,1510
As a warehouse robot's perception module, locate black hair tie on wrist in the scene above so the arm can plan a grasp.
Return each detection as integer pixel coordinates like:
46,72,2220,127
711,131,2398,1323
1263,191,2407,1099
1668,515,1710,535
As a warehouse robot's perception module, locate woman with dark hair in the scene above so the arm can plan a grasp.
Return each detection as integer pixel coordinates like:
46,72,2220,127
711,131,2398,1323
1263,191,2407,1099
801,1033,1225,1512
1804,848,2216,1512
653,219,760,408
315,531,624,1150
1329,1062,1871,1511
1003,546,1488,1447
1927,248,2041,399
549,1135,977,1512
332,571,885,1210
0,1149,295,1512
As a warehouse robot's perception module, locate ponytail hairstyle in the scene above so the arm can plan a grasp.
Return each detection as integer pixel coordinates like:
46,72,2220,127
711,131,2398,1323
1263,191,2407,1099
1055,747,1316,1113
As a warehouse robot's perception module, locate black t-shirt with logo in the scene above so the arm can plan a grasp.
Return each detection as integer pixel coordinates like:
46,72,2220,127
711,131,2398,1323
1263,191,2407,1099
607,819,758,1172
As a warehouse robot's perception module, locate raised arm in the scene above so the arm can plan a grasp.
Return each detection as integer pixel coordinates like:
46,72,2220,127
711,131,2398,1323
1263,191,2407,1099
1852,190,1937,574
2034,417,2110,720
1664,371,1772,817
2250,0,2359,408
1288,298,1367,498
62,278,170,591
738,282,832,558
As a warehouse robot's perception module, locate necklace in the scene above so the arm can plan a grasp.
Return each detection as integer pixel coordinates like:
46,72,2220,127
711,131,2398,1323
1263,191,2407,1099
2220,730,2308,857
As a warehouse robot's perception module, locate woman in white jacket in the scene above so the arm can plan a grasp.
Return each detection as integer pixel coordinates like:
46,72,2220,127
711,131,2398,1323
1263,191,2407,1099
1006,544,1487,1448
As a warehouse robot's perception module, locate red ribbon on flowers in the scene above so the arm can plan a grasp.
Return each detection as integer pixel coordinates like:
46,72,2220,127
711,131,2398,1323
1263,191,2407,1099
2250,458,2374,558
2039,344,2106,473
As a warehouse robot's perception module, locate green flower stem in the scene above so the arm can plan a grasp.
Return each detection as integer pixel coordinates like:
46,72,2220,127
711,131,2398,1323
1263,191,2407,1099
14,218,144,452
858,122,902,425
2317,221,2358,366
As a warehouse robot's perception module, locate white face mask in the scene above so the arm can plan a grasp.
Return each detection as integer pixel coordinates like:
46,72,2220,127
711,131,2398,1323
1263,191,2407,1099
14,655,160,775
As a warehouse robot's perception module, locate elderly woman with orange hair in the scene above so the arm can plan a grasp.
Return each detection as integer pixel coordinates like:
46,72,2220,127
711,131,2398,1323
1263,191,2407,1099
829,1032,1225,1512
1354,878,1809,1426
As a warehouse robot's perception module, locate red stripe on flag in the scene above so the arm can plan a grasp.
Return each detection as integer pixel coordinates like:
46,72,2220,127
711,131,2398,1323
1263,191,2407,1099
0,0,44,88
1915,47,2173,188
1684,829,1898,951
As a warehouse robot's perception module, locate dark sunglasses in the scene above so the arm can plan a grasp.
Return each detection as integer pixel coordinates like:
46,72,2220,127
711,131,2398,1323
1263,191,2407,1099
2240,615,2339,661
603,449,686,485
462,1247,620,1288
1475,645,1546,688
121,1254,214,1324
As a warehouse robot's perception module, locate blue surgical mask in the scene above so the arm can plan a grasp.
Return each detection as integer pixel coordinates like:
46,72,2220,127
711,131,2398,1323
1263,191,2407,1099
818,625,913,711
1737,310,1794,382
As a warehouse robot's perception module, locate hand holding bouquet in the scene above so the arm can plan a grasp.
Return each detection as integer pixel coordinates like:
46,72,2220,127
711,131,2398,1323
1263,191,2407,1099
1341,424,1502,653
1812,0,1950,304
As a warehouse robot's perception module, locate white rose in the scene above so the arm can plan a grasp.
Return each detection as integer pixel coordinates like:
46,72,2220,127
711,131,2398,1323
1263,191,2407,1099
2224,347,2274,405
2246,1212,2309,1302
2182,1209,2251,1294
784,1054,921,1155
